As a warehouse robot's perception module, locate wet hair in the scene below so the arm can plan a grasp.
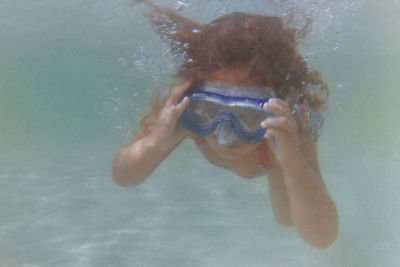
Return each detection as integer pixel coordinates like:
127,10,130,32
134,0,328,138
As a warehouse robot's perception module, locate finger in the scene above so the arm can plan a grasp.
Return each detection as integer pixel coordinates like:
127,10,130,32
164,96,190,124
166,80,192,106
173,96,190,115
264,99,290,118
265,128,282,139
162,106,179,125
291,104,306,126
264,128,283,148
267,98,289,107
262,116,296,133
264,100,290,117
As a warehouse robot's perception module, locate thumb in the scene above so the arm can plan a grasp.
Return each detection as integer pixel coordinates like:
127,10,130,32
173,96,190,115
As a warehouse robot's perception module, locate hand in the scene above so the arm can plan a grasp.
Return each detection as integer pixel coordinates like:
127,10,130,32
150,81,192,152
260,98,302,166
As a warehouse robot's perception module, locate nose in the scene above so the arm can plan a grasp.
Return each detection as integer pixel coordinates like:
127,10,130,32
215,120,236,146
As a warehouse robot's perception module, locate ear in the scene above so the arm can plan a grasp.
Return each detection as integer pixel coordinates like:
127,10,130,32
132,0,203,60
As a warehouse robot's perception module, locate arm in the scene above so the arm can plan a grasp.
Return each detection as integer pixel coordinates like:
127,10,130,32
112,131,180,186
112,81,192,186
263,99,339,248
267,167,294,227
269,140,338,249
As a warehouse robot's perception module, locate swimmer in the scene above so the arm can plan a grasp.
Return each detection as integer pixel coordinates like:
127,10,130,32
112,0,338,249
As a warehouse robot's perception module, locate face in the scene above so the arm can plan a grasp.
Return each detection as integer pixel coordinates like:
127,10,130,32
204,133,262,160
201,68,265,160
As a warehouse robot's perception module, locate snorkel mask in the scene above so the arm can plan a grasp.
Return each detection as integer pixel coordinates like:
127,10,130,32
180,83,275,146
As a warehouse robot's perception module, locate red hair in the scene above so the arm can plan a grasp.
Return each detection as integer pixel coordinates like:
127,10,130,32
133,0,329,133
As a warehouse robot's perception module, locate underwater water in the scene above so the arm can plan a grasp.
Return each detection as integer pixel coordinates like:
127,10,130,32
1,0,400,266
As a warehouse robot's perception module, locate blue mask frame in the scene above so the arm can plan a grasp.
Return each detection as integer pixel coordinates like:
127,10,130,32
180,87,274,144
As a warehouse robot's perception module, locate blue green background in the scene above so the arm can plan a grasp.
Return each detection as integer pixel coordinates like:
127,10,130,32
1,0,399,266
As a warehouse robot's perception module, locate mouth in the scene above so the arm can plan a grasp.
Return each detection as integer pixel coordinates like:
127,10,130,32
219,141,242,149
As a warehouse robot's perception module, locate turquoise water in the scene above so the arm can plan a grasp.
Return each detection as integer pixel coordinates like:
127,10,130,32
1,0,400,266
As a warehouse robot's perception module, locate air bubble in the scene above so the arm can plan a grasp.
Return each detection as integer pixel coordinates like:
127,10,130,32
175,1,189,11
333,41,342,51
134,59,144,70
118,57,128,66
168,29,178,35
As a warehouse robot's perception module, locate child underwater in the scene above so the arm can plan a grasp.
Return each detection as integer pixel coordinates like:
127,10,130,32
112,0,339,249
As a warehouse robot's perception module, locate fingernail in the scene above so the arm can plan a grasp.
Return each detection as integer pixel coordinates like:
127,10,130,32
260,121,267,128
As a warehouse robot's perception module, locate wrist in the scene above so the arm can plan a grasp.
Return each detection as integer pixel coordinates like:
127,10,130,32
147,130,180,154
144,131,166,153
280,149,307,175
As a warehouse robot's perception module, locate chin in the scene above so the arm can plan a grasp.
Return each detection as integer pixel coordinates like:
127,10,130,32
214,146,245,160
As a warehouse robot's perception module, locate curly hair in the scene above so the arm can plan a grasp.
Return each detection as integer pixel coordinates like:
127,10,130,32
133,0,329,136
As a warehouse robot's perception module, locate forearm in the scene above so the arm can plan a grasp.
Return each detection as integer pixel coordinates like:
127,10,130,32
282,152,338,248
267,173,294,227
112,134,175,187
112,81,192,187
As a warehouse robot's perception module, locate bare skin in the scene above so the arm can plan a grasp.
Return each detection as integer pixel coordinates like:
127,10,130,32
112,69,339,249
